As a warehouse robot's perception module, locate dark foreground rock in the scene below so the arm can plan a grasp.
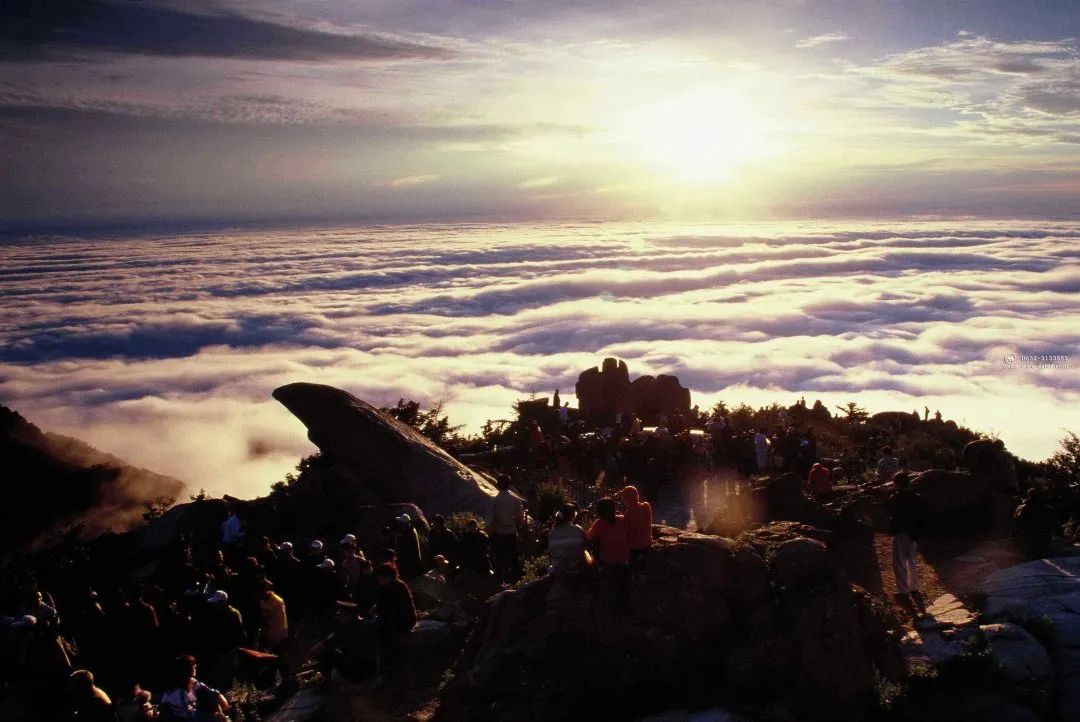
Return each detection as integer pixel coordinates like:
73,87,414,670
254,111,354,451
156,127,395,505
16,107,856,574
435,522,897,721
273,383,497,517
981,557,1080,721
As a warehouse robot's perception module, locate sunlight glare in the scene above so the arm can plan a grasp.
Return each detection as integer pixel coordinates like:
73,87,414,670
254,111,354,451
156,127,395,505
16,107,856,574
621,91,771,183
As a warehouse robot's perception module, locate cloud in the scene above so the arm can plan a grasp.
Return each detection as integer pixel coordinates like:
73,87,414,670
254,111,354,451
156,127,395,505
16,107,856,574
796,33,848,49
1,220,1077,499
1,0,455,62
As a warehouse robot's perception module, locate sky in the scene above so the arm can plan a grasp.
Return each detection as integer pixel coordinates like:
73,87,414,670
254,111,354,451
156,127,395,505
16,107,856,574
0,220,1076,498
2,0,1079,228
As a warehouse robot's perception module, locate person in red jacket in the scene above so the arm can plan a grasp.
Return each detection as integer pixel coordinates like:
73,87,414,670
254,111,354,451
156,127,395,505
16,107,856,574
586,497,630,607
807,463,833,498
620,485,652,570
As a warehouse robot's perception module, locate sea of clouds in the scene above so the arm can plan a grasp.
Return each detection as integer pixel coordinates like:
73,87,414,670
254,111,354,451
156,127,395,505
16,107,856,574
1,220,1077,498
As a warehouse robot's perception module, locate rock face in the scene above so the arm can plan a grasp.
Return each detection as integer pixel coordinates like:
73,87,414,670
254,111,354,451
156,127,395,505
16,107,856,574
436,522,895,721
961,438,1017,491
273,383,497,518
575,358,691,426
911,469,992,529
980,557,1080,720
869,411,921,431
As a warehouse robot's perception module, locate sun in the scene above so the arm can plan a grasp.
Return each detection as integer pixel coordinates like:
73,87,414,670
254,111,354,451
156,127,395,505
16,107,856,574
620,90,771,183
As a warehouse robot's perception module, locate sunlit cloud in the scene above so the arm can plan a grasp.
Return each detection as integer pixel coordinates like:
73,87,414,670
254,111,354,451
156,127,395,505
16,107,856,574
796,33,849,49
1,221,1076,497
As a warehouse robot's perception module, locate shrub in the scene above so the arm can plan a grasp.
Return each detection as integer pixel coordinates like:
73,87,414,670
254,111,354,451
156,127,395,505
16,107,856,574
534,481,573,524
446,511,485,535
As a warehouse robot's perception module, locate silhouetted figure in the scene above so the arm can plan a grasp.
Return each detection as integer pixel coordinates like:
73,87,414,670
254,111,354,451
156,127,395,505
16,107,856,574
68,669,117,722
620,485,652,571
586,497,630,607
887,472,926,611
427,515,459,569
373,564,417,674
1014,487,1057,558
488,475,526,584
459,520,492,575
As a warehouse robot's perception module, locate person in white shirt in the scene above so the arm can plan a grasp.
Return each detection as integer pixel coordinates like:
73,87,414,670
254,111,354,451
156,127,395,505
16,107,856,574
488,475,526,584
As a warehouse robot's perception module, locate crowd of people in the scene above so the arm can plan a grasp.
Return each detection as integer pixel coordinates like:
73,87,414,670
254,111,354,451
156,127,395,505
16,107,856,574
4,395,1050,720
0,503,436,720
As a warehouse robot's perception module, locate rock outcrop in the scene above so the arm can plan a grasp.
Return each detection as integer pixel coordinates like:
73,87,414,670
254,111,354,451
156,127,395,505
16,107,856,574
272,383,497,518
436,522,896,721
575,358,691,426
911,469,992,529
980,557,1080,720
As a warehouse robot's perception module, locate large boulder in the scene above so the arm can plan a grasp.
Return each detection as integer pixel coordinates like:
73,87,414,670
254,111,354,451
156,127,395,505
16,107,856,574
436,524,894,721
869,411,921,431
575,357,634,425
272,383,497,518
575,358,692,426
962,438,1017,491
981,623,1053,686
911,469,992,529
980,557,1080,720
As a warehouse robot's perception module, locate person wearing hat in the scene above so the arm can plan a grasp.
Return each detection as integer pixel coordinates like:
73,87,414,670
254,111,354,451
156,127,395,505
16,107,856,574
338,535,366,601
383,514,423,581
312,558,342,615
258,580,288,650
488,475,527,585
620,485,652,571
206,590,247,652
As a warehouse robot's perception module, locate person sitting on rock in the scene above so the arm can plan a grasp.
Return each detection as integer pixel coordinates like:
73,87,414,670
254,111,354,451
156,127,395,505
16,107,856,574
586,498,631,606
373,564,418,674
620,485,652,570
886,472,926,612
316,602,379,686
876,447,900,484
807,463,833,498
458,519,493,576
427,515,459,570
1013,486,1057,558
488,475,526,585
160,655,228,721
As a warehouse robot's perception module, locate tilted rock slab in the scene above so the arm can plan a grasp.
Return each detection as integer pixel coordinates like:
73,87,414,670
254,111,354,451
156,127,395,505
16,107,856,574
273,382,497,518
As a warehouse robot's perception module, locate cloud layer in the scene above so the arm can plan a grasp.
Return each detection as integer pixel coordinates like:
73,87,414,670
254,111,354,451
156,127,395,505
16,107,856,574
1,220,1077,497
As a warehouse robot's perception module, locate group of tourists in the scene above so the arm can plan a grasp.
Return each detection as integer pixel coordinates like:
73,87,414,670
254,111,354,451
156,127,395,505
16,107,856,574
1,505,431,720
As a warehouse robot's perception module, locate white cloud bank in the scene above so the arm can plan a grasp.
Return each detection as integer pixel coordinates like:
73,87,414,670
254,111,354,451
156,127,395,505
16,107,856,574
1,220,1077,498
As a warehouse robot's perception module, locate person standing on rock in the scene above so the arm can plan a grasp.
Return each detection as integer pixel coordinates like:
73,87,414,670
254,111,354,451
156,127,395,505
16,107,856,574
876,447,900,484
887,472,926,611
489,475,527,585
754,429,769,472
459,519,493,576
620,486,652,571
